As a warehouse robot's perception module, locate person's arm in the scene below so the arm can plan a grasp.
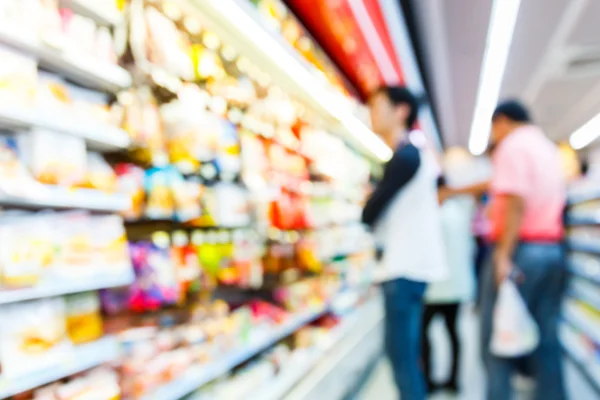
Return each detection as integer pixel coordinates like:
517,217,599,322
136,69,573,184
362,145,420,227
489,143,529,285
452,181,490,197
493,194,525,284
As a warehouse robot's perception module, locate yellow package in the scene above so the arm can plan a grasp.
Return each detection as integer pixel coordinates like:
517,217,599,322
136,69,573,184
65,292,103,344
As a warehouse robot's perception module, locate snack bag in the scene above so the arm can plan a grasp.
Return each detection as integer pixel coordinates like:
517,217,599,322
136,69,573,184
0,45,38,105
129,236,179,312
0,134,36,195
65,292,103,344
52,212,93,278
144,167,175,220
115,163,145,220
91,215,131,273
0,297,72,378
171,173,202,223
18,129,87,186
82,152,117,192
0,215,53,287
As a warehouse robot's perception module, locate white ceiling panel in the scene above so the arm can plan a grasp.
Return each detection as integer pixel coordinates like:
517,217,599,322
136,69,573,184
412,0,600,150
567,0,600,48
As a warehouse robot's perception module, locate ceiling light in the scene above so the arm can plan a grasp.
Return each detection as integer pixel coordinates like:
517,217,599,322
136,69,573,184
468,0,522,155
570,113,600,150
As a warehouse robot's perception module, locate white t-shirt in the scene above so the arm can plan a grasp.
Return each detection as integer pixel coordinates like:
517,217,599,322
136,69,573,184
425,196,476,304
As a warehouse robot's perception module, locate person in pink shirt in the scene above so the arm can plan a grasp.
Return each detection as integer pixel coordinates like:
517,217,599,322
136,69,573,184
480,100,567,400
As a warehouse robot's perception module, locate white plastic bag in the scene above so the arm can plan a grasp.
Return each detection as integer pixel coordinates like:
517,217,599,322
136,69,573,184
490,279,540,357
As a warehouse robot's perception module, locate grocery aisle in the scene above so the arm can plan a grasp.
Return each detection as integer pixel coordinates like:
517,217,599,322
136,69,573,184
358,306,599,399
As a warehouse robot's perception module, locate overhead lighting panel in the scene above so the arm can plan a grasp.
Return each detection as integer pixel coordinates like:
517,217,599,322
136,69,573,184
570,113,600,150
468,0,522,155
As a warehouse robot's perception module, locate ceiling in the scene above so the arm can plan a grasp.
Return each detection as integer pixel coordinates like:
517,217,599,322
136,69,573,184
411,0,600,149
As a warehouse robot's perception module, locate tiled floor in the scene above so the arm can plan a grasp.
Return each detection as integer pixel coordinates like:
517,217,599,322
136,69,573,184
358,305,598,400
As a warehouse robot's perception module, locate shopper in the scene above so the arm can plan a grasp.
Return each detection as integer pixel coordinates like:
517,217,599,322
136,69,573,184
362,86,447,400
422,150,480,395
480,100,567,400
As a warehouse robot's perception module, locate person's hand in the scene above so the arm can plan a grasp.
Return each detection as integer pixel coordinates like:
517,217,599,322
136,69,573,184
493,251,514,286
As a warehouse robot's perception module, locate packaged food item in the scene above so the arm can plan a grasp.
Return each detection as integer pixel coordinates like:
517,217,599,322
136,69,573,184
60,10,97,57
0,297,72,378
35,72,72,111
115,163,146,220
144,6,194,80
18,129,87,186
117,87,166,162
69,85,112,125
172,174,202,222
144,167,175,219
65,292,103,344
161,90,221,173
0,45,38,105
0,134,37,194
0,214,54,287
129,236,179,312
52,212,93,278
91,215,131,273
40,0,65,49
81,152,117,192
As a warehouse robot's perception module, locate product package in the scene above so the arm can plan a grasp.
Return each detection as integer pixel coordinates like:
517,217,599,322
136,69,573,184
0,297,72,379
65,292,103,344
18,129,87,187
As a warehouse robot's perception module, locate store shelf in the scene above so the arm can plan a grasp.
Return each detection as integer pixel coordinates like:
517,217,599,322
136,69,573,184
0,336,119,399
251,297,381,400
0,105,131,151
174,0,391,162
60,0,124,26
569,266,600,285
143,306,329,400
563,304,600,345
283,298,383,400
0,31,131,92
0,186,130,212
567,214,600,226
563,345,600,395
0,272,134,305
568,239,600,255
568,190,600,206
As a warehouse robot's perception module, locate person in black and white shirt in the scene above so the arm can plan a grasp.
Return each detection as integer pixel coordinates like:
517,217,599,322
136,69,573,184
362,86,447,400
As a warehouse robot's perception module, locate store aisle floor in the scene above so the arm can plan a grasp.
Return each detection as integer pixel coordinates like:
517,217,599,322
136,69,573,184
358,305,598,400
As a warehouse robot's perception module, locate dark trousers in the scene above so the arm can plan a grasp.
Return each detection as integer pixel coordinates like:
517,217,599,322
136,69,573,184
382,277,427,400
422,303,460,389
480,243,567,400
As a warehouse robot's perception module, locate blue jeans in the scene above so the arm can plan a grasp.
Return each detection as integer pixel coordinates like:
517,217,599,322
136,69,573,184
382,277,427,400
481,243,567,400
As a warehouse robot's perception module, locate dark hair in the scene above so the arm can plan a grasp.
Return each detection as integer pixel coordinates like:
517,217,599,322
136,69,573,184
374,86,420,129
436,175,447,189
492,100,531,123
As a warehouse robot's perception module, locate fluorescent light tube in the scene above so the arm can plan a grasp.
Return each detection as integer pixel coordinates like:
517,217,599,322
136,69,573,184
468,0,522,155
570,113,600,150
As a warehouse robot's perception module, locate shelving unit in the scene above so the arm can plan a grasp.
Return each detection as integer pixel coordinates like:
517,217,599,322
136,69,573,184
59,0,125,26
0,30,131,93
564,193,600,397
0,336,119,399
0,0,382,398
0,271,134,305
171,0,391,162
0,104,131,151
0,186,130,212
282,298,383,400
251,297,382,400
143,305,330,400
